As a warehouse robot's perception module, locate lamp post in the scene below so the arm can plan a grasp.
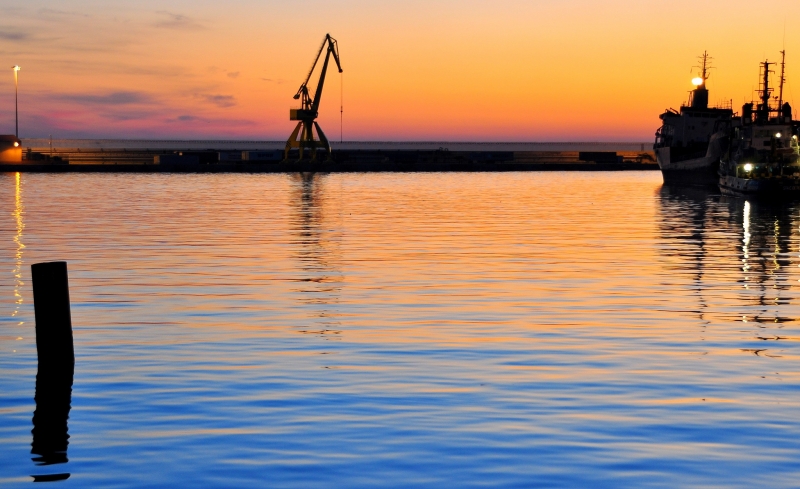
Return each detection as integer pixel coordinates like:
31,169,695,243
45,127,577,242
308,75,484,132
12,66,20,138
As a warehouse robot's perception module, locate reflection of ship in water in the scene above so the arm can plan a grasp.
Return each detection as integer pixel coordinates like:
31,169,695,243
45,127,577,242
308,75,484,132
657,185,716,324
657,185,798,355
730,198,795,325
289,172,344,339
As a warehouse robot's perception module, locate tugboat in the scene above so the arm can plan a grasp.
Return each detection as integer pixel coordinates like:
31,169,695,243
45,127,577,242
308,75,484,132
718,51,800,198
654,52,734,185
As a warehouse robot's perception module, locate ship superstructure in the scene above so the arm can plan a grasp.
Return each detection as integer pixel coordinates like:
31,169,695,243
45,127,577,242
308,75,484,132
718,52,800,198
654,52,734,185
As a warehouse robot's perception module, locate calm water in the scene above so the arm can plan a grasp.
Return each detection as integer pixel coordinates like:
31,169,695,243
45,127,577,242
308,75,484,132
1,171,798,487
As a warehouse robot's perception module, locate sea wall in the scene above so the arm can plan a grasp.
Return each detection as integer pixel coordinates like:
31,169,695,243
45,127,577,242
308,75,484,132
2,141,657,172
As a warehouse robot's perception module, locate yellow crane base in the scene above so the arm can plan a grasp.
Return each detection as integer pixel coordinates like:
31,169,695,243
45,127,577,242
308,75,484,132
284,120,331,161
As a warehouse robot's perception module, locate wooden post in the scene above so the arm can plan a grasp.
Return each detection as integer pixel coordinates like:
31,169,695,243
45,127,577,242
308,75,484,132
30,261,74,476
31,262,74,367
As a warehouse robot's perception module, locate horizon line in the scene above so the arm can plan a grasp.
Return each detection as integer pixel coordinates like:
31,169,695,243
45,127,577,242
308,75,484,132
18,138,652,144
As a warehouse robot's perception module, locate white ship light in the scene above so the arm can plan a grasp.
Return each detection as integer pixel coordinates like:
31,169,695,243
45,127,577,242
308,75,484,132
692,77,704,86
13,141,19,147
776,133,782,138
744,163,753,172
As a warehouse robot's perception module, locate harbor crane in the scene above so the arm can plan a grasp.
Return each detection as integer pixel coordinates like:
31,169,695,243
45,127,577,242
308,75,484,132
285,33,343,160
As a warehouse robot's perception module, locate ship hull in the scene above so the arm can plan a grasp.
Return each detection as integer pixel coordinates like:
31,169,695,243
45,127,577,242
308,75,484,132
655,147,719,186
719,175,800,199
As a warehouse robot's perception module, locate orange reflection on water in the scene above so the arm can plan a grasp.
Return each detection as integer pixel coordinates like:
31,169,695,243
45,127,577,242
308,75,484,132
4,172,800,371
11,172,24,322
3,172,800,486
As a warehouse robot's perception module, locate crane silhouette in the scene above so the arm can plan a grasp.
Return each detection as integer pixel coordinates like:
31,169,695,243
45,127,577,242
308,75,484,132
285,34,343,161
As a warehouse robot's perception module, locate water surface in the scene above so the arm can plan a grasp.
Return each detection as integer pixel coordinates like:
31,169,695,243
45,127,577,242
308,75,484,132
1,172,798,487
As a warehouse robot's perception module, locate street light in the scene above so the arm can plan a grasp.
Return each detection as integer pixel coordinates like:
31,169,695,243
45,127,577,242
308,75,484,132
12,66,20,138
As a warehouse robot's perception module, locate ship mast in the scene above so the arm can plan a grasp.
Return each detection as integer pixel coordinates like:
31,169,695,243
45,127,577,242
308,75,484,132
690,51,711,109
778,50,786,120
700,51,709,85
758,60,774,122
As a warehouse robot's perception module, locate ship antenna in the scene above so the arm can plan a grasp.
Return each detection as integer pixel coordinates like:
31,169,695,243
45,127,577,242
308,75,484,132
783,19,787,52
778,50,786,119
701,51,709,83
693,51,712,86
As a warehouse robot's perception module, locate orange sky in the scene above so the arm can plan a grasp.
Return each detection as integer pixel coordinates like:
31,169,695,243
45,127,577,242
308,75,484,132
1,0,799,141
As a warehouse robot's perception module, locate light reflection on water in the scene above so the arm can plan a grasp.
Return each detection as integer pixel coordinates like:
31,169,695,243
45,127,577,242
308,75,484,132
12,172,24,321
1,171,799,487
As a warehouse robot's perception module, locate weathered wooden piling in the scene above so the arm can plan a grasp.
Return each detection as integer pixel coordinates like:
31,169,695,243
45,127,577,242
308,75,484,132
31,261,74,366
30,262,74,474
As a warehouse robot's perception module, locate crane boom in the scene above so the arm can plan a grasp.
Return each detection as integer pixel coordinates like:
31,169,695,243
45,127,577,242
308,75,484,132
311,36,342,113
285,34,343,161
294,35,339,100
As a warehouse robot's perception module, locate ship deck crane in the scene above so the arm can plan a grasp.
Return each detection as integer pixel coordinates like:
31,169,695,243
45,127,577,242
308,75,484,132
285,34,343,161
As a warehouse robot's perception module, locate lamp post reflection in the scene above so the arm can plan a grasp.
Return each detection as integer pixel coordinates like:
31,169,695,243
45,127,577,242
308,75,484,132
13,172,75,482
12,173,24,320
21,171,73,482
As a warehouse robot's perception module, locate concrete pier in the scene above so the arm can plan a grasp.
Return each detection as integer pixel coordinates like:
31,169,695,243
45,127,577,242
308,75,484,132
1,142,656,173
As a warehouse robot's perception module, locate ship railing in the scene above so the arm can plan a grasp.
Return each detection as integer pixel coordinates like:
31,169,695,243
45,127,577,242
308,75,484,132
653,125,673,148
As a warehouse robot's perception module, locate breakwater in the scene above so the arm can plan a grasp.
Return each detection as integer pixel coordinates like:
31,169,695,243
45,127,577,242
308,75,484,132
3,140,656,172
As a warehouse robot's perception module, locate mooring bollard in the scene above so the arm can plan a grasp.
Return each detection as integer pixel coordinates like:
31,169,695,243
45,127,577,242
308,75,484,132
31,261,74,367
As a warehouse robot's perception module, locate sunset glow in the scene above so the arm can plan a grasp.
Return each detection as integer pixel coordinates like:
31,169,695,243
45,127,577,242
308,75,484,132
1,0,799,140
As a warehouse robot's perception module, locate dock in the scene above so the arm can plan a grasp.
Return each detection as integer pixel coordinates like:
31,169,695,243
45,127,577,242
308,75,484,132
1,140,657,173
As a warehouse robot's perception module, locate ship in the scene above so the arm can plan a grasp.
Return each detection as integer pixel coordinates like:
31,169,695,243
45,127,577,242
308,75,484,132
654,52,734,185
718,51,800,198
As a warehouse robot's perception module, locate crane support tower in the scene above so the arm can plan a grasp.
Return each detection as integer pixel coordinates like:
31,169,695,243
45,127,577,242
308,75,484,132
285,34,343,161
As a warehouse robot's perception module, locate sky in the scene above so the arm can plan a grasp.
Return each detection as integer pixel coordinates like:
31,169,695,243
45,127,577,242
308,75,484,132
0,0,799,141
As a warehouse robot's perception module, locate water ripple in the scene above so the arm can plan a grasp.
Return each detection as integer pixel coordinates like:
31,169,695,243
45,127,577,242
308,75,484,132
0,171,799,487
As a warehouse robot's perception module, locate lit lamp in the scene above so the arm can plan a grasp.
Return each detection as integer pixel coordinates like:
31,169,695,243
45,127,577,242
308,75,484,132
0,134,22,163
